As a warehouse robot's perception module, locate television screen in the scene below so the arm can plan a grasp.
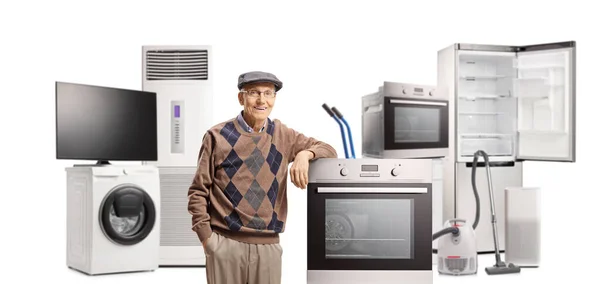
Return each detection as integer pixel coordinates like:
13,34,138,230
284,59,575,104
55,82,158,164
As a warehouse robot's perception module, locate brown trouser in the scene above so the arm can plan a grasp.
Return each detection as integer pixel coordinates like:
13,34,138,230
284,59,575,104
204,232,283,284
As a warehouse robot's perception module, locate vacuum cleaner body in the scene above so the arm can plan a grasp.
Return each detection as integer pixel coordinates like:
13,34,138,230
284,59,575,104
433,150,520,276
437,219,478,275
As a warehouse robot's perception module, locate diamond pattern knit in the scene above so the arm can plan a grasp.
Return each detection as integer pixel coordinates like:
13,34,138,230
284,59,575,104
188,117,337,244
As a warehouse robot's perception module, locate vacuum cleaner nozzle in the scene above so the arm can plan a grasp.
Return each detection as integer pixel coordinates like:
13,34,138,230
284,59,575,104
485,262,521,275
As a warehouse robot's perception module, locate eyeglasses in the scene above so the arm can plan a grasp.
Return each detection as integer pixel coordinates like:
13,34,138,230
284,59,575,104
242,89,276,99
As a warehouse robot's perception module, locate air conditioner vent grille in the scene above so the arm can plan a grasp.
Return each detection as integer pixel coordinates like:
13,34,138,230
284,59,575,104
145,50,208,81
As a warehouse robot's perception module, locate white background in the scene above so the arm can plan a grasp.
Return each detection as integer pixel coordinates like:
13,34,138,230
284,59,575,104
0,0,596,283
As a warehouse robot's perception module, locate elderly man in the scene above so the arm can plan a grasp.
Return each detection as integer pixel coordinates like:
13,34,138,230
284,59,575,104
187,71,337,284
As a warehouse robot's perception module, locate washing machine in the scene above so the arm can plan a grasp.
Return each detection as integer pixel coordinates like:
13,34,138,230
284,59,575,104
66,165,161,275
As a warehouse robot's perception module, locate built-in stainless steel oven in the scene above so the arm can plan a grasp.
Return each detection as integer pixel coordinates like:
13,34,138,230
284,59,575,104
362,81,449,159
307,158,433,284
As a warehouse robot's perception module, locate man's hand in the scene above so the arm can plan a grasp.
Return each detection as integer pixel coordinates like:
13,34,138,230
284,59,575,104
197,231,211,251
290,150,314,189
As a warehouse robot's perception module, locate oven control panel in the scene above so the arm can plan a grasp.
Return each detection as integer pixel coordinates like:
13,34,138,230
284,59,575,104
381,81,443,100
309,158,433,183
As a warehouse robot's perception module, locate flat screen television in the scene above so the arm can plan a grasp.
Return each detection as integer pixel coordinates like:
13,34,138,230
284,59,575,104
55,81,158,165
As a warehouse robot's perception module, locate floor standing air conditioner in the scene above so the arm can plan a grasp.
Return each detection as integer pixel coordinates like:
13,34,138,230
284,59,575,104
142,45,213,266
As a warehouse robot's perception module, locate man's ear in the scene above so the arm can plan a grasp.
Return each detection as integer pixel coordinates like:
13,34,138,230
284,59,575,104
238,92,244,105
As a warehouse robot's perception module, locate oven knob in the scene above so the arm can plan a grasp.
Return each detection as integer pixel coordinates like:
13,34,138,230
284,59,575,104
391,168,400,177
340,168,348,176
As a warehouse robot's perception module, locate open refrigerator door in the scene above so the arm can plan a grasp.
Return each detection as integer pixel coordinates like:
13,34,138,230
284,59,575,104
515,44,576,162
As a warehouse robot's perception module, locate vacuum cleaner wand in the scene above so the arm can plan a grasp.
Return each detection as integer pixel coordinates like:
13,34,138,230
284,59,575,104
322,103,349,159
331,107,356,159
474,150,521,275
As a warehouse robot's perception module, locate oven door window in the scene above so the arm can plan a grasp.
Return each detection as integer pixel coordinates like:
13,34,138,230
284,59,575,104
307,186,432,271
394,107,440,143
325,199,412,260
384,98,449,150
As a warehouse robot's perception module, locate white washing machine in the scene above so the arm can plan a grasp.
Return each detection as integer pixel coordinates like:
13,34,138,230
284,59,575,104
66,165,161,275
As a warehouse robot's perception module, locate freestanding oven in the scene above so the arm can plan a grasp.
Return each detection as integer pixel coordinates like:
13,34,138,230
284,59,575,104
362,81,449,159
307,158,433,284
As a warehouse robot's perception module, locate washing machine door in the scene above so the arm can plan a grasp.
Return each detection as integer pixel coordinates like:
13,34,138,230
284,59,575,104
99,184,156,245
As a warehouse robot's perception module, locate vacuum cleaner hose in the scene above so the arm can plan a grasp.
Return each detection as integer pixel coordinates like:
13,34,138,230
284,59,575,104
470,150,490,230
432,226,459,240
432,150,488,240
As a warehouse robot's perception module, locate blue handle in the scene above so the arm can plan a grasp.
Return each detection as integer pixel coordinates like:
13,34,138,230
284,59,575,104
322,103,349,159
340,117,355,159
333,116,349,159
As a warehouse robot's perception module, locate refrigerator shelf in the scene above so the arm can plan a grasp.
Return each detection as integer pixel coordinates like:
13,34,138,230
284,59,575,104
458,103,514,133
518,130,567,135
460,137,513,157
515,77,564,87
516,77,548,82
461,133,513,139
518,95,549,99
460,75,507,80
459,112,506,116
459,94,513,100
516,64,564,70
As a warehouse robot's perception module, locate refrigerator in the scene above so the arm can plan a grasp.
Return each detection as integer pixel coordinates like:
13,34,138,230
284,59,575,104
437,41,576,253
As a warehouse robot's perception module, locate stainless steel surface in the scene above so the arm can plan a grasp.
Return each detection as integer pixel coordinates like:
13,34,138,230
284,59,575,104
515,45,576,162
363,148,448,159
457,41,575,53
518,41,575,52
389,99,447,106
317,187,427,193
308,158,433,183
361,81,449,159
307,270,432,284
456,43,517,52
569,44,576,161
381,81,444,100
307,158,434,277
438,41,576,253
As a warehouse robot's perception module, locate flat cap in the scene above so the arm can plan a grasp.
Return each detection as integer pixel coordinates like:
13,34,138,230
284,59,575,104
238,71,283,92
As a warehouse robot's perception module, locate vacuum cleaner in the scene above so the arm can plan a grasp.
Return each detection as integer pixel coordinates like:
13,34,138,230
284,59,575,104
433,150,521,276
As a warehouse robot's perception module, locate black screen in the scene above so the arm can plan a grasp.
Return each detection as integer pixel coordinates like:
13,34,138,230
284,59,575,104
55,82,158,162
361,165,378,172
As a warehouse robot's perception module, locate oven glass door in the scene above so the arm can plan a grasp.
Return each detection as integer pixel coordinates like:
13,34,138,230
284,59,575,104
307,184,432,271
384,97,448,150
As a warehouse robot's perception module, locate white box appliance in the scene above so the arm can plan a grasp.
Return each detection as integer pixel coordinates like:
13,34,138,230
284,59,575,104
505,186,542,267
142,45,214,266
66,165,161,275
437,41,576,253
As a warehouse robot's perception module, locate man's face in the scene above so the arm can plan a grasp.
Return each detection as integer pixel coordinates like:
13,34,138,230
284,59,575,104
238,82,276,122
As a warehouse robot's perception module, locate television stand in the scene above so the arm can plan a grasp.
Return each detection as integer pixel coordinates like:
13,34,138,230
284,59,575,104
74,160,112,167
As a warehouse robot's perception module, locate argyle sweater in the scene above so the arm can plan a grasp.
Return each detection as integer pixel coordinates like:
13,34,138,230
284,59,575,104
188,117,337,244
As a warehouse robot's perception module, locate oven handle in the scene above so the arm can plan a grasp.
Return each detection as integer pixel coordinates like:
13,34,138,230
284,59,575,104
317,187,428,194
389,99,448,106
